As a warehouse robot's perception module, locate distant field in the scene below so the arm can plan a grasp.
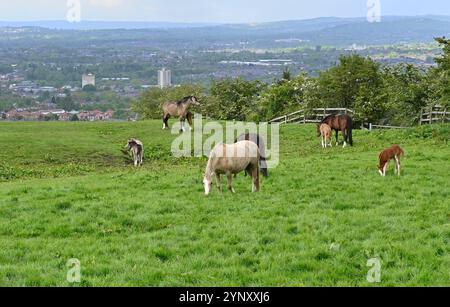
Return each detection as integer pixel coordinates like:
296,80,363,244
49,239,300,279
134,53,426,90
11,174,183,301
0,121,449,286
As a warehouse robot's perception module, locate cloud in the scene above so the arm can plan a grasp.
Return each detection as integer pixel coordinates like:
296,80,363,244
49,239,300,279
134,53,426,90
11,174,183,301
87,0,124,8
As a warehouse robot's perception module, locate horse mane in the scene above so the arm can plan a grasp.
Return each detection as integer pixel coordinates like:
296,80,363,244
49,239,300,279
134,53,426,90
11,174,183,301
177,96,194,106
321,114,335,123
321,113,350,123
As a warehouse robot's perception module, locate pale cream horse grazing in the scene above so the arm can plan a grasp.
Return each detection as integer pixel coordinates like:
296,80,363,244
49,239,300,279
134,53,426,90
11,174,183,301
203,141,260,195
318,123,333,148
162,96,199,132
126,139,144,167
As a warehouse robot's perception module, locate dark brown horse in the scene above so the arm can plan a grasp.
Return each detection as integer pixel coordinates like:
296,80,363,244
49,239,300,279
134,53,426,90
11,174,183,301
319,114,353,147
236,133,268,177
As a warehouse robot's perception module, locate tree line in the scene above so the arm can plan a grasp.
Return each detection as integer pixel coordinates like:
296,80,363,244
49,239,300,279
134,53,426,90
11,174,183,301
133,38,450,126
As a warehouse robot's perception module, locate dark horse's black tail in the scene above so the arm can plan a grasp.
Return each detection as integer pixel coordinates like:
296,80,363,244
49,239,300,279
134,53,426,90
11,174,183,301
348,116,353,146
259,157,269,178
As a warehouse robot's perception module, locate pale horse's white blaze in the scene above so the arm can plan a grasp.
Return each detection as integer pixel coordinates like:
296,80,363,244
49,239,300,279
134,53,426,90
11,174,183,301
203,178,212,195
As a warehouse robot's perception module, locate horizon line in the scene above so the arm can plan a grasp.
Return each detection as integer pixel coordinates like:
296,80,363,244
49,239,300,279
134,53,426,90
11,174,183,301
1,14,449,25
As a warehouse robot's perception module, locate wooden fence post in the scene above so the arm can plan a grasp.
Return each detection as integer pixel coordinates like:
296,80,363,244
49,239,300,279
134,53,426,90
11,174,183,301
430,106,433,125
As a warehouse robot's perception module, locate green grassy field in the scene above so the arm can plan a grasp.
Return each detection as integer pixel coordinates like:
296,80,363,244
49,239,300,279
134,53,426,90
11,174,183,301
0,121,449,286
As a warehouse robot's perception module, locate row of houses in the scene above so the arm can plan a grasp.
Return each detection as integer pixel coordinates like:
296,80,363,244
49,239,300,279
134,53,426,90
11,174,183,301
1,109,114,121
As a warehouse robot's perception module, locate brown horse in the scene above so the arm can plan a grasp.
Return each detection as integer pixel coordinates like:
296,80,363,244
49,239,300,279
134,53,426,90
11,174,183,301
378,145,404,177
317,123,332,148
320,114,353,147
162,96,199,132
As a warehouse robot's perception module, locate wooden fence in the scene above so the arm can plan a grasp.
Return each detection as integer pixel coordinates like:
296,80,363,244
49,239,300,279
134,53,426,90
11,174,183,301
420,105,450,125
270,108,355,125
367,124,408,131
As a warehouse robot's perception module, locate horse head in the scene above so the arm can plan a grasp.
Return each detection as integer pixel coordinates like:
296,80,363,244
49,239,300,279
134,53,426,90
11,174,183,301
189,96,200,106
126,138,140,150
203,174,213,195
126,139,134,150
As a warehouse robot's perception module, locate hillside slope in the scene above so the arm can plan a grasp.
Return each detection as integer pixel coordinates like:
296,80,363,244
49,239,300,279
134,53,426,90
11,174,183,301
0,121,449,286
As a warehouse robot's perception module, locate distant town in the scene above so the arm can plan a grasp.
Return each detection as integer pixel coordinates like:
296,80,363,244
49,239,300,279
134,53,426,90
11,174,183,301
0,69,173,122
0,17,448,121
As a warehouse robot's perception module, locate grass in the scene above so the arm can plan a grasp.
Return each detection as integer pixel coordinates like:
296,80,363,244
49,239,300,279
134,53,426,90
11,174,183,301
0,121,449,286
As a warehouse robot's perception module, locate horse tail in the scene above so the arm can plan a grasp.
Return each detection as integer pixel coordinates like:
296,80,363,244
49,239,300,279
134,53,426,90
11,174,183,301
259,156,269,178
348,116,353,146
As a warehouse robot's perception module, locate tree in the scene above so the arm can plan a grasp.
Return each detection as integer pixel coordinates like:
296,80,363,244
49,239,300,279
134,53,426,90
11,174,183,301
207,78,266,121
381,64,428,125
259,74,307,120
310,54,385,123
428,37,450,107
56,95,79,111
282,67,292,82
82,84,96,92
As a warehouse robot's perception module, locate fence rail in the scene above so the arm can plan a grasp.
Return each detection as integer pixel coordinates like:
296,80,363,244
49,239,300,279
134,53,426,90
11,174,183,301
368,124,408,131
270,108,354,125
420,105,450,125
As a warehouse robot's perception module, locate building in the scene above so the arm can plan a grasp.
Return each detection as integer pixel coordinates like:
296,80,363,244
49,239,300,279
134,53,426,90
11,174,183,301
3,109,113,122
158,68,172,89
82,73,96,88
78,110,114,121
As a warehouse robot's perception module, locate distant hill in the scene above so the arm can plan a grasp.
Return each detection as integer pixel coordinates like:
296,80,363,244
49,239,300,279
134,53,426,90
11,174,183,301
1,16,449,48
218,16,450,45
0,20,218,30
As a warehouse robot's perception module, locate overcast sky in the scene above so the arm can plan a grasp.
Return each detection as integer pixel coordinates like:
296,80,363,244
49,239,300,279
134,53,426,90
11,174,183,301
1,0,449,23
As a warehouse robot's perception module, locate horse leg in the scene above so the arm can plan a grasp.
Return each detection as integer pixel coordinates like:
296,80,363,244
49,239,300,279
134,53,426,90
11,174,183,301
252,166,260,192
335,130,339,146
163,114,170,129
321,135,325,148
383,162,388,177
227,173,235,193
395,156,401,176
342,128,347,148
133,151,138,167
179,118,187,133
216,174,222,192
187,112,193,131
